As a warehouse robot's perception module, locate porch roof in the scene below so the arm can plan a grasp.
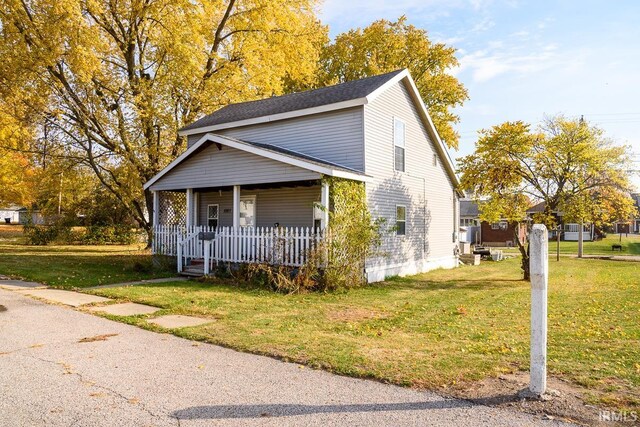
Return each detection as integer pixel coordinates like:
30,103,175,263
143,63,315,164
143,133,369,191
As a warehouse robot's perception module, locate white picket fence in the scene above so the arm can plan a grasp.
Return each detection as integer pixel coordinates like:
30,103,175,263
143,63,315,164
153,225,324,273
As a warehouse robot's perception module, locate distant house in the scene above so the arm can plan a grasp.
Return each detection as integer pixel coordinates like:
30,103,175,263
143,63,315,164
458,199,526,247
631,192,640,233
0,205,21,224
459,199,480,227
17,208,45,225
145,69,462,282
526,202,595,241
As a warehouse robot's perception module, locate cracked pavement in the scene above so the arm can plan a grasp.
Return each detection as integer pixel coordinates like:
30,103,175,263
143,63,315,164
0,288,574,426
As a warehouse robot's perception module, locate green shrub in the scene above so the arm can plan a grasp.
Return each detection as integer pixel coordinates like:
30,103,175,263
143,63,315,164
23,224,60,245
80,225,139,245
24,222,141,246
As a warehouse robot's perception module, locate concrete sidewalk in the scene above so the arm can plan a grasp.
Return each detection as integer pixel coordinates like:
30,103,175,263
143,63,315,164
0,288,573,426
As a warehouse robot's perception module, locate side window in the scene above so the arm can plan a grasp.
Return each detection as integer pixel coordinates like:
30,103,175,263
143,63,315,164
394,118,406,172
491,221,507,230
396,205,406,235
207,204,219,228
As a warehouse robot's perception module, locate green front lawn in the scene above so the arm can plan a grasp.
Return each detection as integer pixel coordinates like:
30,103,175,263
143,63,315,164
554,233,640,255
90,257,640,411
0,238,175,288
500,233,640,256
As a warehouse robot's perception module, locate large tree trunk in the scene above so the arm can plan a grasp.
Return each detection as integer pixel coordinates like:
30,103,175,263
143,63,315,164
514,223,530,281
143,188,155,249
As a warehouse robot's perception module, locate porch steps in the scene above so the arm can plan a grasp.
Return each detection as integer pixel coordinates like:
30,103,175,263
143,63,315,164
180,258,205,277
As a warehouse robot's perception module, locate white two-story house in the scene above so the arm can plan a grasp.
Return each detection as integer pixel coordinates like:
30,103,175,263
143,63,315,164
145,69,461,282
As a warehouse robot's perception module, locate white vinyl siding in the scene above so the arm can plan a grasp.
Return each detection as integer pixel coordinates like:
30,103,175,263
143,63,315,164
148,144,319,191
188,108,365,172
364,80,457,269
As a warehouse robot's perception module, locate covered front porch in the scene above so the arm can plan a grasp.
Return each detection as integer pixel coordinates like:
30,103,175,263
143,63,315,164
143,133,367,275
151,180,330,274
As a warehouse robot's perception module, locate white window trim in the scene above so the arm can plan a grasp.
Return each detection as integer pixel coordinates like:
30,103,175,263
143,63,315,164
396,204,407,236
207,204,219,228
393,117,406,173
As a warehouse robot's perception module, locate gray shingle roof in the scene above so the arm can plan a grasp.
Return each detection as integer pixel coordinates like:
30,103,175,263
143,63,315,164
181,70,405,132
460,200,479,217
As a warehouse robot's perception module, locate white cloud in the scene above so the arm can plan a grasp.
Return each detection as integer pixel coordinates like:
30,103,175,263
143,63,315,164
453,42,570,83
320,0,494,35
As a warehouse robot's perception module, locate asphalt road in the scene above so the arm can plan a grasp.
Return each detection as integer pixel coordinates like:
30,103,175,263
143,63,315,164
0,288,573,426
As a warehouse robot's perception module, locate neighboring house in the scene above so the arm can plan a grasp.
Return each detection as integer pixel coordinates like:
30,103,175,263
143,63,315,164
457,199,525,247
459,199,480,244
145,69,462,282
480,220,527,247
459,199,480,227
526,202,595,241
0,205,21,224
17,208,45,225
631,192,640,233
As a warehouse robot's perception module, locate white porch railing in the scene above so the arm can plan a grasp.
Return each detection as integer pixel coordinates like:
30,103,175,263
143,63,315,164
153,225,324,273
563,223,593,241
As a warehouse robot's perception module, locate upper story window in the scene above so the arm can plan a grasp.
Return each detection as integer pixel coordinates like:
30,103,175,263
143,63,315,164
394,118,406,172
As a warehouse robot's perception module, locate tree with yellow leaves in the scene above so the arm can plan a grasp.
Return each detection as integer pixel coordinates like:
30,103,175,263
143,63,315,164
0,0,326,241
315,16,468,149
459,116,635,280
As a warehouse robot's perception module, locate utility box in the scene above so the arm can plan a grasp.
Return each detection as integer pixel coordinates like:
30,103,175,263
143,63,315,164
458,242,471,254
459,254,480,265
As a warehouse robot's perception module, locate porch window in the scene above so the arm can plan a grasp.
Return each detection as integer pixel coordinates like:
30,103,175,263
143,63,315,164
239,196,256,227
207,204,219,228
396,205,406,235
394,118,406,172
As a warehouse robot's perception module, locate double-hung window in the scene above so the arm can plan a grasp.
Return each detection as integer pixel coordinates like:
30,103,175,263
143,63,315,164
396,205,406,235
394,118,406,172
207,204,219,228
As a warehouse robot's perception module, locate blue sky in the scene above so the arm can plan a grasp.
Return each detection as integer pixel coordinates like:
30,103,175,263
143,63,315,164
320,0,640,189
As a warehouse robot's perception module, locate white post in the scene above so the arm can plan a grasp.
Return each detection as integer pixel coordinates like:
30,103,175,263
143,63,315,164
233,185,240,229
204,240,210,275
177,238,183,273
186,188,194,229
193,191,200,227
320,181,330,230
578,220,584,258
529,224,548,396
152,191,160,227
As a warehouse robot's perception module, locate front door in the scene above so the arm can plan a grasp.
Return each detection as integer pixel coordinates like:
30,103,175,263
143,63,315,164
239,196,256,227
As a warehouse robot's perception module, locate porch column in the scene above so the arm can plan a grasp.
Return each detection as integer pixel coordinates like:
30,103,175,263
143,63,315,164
193,191,200,227
152,190,160,227
320,181,330,229
186,188,194,228
233,185,240,229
